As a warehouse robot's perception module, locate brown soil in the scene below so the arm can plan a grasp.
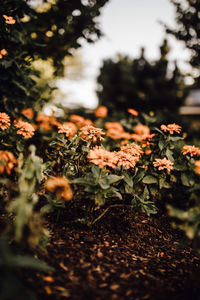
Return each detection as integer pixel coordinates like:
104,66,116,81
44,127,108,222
25,207,200,300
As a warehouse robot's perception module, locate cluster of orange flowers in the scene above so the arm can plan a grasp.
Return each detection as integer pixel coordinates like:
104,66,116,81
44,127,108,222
88,142,142,170
0,150,17,174
36,114,59,132
88,147,118,169
182,145,200,157
131,125,155,145
69,114,93,128
14,120,35,138
57,122,77,140
120,143,143,161
0,112,10,130
0,49,7,59
45,177,73,201
94,106,108,118
115,151,137,169
3,14,16,24
194,160,200,175
105,122,130,140
160,123,182,135
153,158,174,171
80,125,105,143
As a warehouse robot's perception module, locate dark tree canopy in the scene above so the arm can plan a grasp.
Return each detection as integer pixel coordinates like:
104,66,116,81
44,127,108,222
166,0,200,70
0,0,109,115
97,40,186,114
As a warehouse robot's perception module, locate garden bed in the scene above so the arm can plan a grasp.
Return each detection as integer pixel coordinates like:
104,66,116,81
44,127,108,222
25,207,200,300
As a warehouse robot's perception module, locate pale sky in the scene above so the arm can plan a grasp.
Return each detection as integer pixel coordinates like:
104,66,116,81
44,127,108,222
57,0,191,110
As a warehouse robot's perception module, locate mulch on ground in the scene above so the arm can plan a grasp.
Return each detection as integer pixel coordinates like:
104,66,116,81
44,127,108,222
25,207,200,300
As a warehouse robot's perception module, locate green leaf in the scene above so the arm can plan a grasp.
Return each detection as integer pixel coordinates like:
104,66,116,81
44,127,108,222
142,175,157,184
133,168,146,184
169,136,184,142
11,256,54,272
94,193,105,206
123,172,133,187
181,172,191,186
91,165,100,178
71,178,95,186
166,149,174,162
158,139,165,151
98,177,110,190
159,177,171,189
107,174,124,185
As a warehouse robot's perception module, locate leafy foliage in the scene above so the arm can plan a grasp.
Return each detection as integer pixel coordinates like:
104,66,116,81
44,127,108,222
97,40,186,115
166,0,200,73
0,0,109,115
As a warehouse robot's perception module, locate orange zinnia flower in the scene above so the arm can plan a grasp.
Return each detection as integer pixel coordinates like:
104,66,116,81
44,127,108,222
36,114,59,132
0,49,7,56
69,115,86,127
0,150,17,175
94,105,108,118
120,143,143,161
106,129,125,140
14,120,35,138
3,15,16,24
134,124,150,136
0,112,10,130
22,108,34,119
80,125,105,143
58,122,77,140
182,145,200,157
115,151,137,169
194,160,200,175
105,122,124,132
45,177,73,201
88,147,118,169
153,158,174,171
128,108,139,117
160,123,182,134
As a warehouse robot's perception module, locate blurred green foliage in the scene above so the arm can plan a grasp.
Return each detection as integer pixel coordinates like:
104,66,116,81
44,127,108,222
0,0,109,115
97,39,187,116
166,0,200,82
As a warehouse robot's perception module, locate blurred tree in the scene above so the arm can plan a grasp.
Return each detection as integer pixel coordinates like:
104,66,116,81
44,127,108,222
97,39,186,115
0,0,109,115
165,0,200,81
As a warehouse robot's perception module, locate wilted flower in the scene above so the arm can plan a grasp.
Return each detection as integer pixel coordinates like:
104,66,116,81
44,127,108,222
0,112,10,130
0,150,17,174
128,108,139,117
115,151,137,169
3,15,16,24
88,147,118,169
94,106,108,118
134,124,150,136
153,158,174,171
14,120,35,138
80,125,105,143
120,143,143,161
182,145,200,157
45,177,73,201
160,123,182,134
58,122,77,140
22,108,34,119
194,160,200,175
